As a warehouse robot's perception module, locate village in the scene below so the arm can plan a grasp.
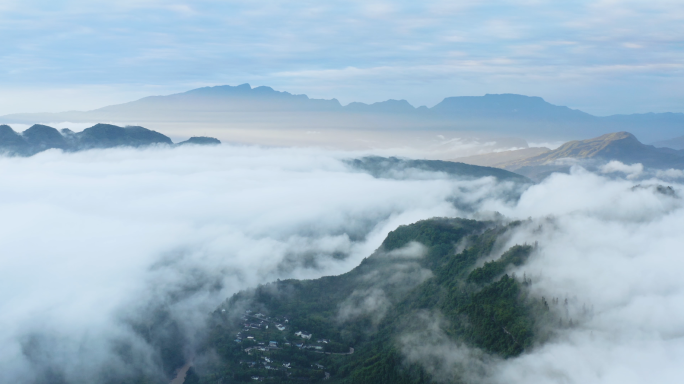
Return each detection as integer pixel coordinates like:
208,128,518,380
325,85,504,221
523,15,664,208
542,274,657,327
223,309,353,382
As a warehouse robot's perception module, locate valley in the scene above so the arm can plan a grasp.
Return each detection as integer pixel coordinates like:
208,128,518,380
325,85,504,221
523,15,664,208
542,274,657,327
4,2,684,383
182,218,578,383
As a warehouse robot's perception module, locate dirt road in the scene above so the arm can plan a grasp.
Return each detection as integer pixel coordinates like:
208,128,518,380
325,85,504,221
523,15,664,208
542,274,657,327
169,363,192,384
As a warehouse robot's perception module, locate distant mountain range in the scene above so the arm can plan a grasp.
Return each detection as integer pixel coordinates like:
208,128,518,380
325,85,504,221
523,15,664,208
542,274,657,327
2,84,683,143
653,135,684,150
0,123,220,156
5,120,683,185
459,131,684,180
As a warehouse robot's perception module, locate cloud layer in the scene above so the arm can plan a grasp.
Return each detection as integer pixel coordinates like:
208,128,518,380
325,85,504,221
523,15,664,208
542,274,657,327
392,166,684,384
2,144,684,383
482,169,684,383
1,1,683,115
0,144,509,383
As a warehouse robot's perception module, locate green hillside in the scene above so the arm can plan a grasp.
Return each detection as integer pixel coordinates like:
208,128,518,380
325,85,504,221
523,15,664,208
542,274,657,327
192,217,558,384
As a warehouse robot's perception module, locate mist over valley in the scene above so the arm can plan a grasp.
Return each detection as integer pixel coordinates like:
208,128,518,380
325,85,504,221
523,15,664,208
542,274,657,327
3,1,684,383
1,138,683,383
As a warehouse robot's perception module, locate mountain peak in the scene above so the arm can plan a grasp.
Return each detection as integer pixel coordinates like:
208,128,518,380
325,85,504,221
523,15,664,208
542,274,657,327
549,131,641,159
496,131,684,180
22,124,68,151
77,124,173,149
177,136,221,146
589,131,637,142
0,124,19,136
0,123,223,156
345,99,415,113
483,93,546,102
0,125,29,154
430,93,591,121
184,83,253,96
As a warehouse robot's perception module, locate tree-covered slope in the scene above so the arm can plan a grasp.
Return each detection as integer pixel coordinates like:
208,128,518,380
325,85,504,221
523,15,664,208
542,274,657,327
347,156,531,183
193,217,554,384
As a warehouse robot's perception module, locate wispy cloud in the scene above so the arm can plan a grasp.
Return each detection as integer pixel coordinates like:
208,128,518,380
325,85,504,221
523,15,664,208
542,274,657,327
0,0,683,114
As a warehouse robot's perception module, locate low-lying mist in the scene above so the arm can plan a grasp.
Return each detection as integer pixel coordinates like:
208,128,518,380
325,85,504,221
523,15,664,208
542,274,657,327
485,168,684,384
5,122,532,160
0,144,513,383
390,163,684,384
406,166,684,384
2,144,683,384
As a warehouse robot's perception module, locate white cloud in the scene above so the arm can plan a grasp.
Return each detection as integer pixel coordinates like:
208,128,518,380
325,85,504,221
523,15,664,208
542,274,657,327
0,144,512,382
401,166,684,383
480,169,684,383
1,0,684,115
600,160,644,178
385,241,428,259
3,145,684,382
656,168,684,179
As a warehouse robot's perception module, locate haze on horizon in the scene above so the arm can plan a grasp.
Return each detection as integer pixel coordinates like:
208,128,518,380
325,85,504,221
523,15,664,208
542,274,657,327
1,0,683,116
4,2,684,384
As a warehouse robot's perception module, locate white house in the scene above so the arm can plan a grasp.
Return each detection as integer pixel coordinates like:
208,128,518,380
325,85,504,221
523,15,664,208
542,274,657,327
295,331,312,340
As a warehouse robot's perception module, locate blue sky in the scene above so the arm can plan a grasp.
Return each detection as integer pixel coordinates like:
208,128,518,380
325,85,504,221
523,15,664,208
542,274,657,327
0,0,683,115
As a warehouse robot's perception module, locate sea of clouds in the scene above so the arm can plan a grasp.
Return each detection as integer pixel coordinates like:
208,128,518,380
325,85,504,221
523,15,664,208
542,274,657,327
1,144,683,383
484,169,684,384
394,166,684,384
0,144,510,383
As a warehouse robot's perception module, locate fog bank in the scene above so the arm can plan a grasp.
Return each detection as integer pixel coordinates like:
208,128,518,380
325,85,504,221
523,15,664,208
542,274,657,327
0,145,511,383
482,167,684,384
3,146,684,384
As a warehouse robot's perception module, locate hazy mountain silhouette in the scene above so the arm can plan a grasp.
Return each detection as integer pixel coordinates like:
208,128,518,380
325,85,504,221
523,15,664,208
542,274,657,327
177,136,221,146
74,124,173,149
2,84,683,142
0,124,220,156
431,94,593,120
22,124,70,152
0,125,33,155
496,132,684,179
653,135,684,150
453,147,551,168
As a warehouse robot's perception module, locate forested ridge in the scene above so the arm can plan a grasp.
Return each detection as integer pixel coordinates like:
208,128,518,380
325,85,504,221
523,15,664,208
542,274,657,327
183,217,557,384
